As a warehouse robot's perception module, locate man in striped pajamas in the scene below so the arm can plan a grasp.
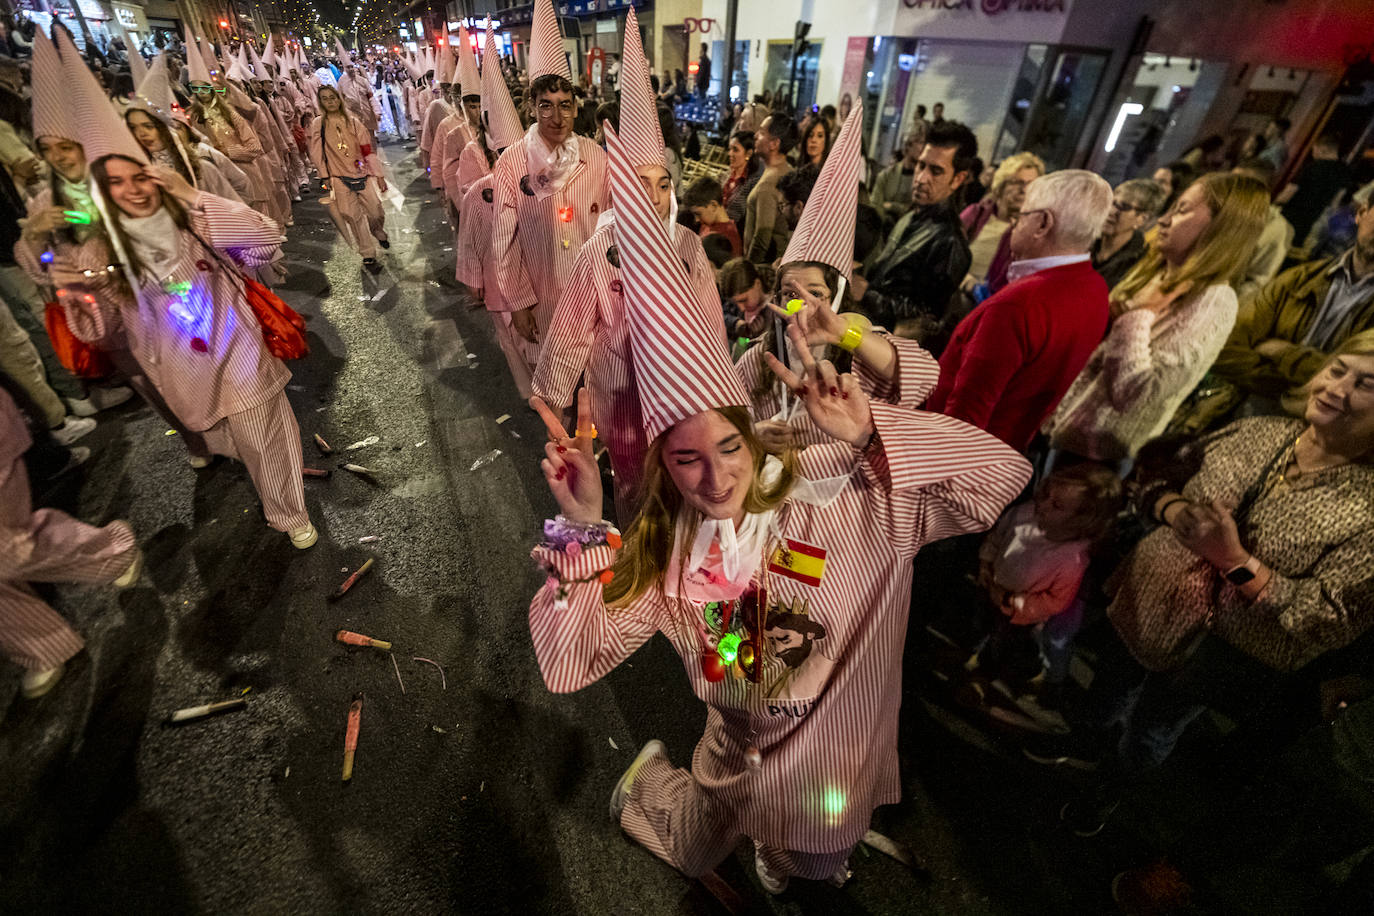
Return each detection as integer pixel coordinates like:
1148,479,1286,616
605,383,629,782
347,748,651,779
1,389,141,698
490,0,609,356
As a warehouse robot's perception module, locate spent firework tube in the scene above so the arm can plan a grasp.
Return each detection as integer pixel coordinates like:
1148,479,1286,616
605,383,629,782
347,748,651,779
342,693,363,781
303,467,332,478
166,697,246,724
335,629,392,649
328,557,376,601
314,433,333,454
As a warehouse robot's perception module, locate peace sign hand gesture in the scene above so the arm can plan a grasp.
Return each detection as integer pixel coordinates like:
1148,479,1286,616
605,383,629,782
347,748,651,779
532,387,603,525
764,323,875,449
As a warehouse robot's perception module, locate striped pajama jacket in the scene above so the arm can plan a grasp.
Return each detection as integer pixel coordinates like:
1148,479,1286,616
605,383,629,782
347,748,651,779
490,135,609,354
530,219,721,519
457,174,538,398
1,389,136,671
446,139,491,211
529,343,1031,877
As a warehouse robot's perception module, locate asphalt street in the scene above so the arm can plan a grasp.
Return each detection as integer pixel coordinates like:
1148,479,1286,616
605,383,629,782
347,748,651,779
1,144,1149,915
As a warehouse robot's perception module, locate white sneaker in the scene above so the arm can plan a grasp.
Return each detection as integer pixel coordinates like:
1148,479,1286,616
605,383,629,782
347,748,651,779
188,454,212,469
66,386,134,416
51,416,96,446
608,739,665,821
113,546,142,588
754,841,789,895
289,522,318,549
21,663,65,698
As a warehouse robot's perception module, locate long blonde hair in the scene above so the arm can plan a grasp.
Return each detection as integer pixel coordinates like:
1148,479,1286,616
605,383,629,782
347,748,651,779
604,407,797,608
1112,172,1268,303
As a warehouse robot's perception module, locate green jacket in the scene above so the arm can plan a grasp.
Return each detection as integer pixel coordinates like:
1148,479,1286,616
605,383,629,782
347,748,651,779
1211,256,1374,399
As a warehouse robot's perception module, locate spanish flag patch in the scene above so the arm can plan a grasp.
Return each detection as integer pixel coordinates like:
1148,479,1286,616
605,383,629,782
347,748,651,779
768,539,828,587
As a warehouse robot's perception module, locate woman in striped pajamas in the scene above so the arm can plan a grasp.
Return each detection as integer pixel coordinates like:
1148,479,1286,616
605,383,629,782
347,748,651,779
35,72,318,552
1,389,141,699
307,85,391,274
527,116,1033,893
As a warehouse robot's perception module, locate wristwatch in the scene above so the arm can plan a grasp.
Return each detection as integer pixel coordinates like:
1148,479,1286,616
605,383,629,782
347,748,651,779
1224,554,1262,585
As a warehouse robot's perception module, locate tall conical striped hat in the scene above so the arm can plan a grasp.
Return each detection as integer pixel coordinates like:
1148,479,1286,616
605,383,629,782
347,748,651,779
56,26,147,165
30,29,76,143
481,29,522,150
133,51,176,121
246,41,267,79
184,26,211,84
118,23,147,86
781,103,865,284
605,123,743,442
527,0,571,82
262,35,278,71
456,25,480,96
335,38,351,65
438,41,455,84
617,6,663,169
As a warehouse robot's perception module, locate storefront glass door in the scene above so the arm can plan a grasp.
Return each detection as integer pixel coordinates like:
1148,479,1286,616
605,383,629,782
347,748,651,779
995,46,1108,169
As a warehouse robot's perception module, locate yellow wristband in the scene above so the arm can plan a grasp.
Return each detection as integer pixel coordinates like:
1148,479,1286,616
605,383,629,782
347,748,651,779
838,321,864,352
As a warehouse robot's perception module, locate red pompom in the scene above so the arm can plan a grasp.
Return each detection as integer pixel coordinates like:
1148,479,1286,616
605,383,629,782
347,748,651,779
360,144,373,157
700,652,725,683
190,337,208,352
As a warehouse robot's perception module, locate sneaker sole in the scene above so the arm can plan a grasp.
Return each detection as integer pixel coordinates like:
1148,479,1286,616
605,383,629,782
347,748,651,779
609,739,666,821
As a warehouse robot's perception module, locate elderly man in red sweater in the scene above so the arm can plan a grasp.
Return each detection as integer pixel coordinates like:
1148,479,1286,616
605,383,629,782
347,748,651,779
926,170,1114,450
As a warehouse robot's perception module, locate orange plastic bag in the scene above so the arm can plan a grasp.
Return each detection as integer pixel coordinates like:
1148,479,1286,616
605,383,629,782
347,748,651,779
242,277,308,360
44,302,113,378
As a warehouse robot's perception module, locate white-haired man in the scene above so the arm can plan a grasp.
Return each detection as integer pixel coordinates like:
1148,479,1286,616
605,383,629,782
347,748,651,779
926,169,1114,451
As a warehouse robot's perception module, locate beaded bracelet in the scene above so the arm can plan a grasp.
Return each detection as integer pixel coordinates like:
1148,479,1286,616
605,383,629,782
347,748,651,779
541,515,622,554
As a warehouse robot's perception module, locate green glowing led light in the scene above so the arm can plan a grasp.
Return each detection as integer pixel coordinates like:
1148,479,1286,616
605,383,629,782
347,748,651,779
717,632,742,665
823,786,846,824
165,281,192,295
63,210,93,225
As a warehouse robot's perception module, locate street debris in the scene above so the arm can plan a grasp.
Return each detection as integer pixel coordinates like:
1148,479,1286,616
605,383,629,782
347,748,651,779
346,435,380,450
303,467,332,479
166,697,246,725
495,414,511,425
469,449,502,471
358,535,381,544
414,440,427,448
335,629,391,649
313,433,333,454
390,652,406,695
412,657,447,690
432,725,447,734
861,830,931,879
328,557,376,602
340,463,380,484
342,693,363,782
608,737,619,750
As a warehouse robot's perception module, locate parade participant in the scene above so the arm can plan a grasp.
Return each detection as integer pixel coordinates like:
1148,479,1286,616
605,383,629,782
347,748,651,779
528,119,1030,893
446,32,498,209
308,85,391,274
1,388,141,699
224,50,293,227
735,104,925,450
124,54,245,204
336,53,380,137
456,31,534,396
426,46,463,195
529,8,719,519
491,0,609,350
183,28,273,218
10,29,124,444
417,49,455,173
43,54,317,549
435,27,483,199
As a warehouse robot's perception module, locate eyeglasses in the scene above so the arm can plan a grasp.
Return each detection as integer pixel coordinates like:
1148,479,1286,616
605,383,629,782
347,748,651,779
536,100,575,115
1111,199,1141,213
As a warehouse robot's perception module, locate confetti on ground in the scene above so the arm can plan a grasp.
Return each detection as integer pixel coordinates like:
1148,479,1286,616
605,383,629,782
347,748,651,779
346,435,380,450
165,429,178,436
495,414,510,424
358,535,381,544
414,440,427,447
608,737,619,750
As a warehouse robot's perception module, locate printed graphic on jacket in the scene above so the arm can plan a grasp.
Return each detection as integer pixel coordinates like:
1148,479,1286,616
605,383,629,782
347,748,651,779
706,591,833,701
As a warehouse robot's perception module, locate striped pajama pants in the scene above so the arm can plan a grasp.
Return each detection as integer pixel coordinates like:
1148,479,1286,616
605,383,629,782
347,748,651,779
1,450,137,671
326,181,388,259
620,755,852,881
199,392,309,532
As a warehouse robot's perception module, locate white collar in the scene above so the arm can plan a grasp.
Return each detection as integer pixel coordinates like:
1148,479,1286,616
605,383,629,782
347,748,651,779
1006,253,1089,284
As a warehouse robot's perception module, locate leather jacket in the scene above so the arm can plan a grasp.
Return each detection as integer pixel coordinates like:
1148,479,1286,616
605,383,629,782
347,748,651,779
859,202,970,330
